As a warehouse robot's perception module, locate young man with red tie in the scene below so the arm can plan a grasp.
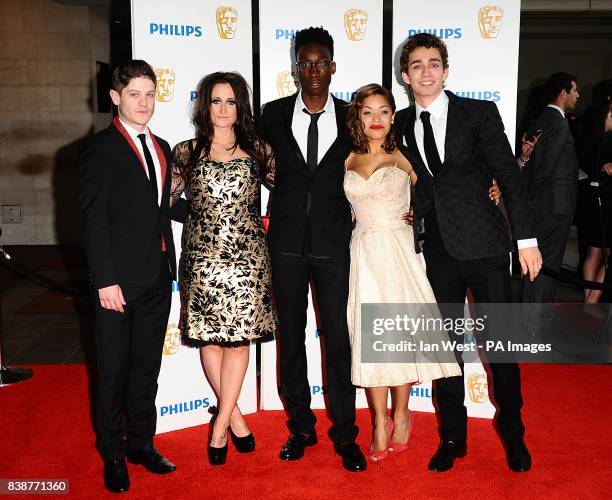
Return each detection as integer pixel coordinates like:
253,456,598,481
77,60,177,493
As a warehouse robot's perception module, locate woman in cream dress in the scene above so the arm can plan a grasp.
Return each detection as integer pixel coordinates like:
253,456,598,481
344,84,500,462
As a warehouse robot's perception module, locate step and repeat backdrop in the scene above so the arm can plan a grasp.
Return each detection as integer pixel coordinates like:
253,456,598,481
130,0,522,431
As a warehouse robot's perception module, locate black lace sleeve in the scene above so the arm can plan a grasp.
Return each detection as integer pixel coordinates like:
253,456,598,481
170,140,190,206
259,142,275,191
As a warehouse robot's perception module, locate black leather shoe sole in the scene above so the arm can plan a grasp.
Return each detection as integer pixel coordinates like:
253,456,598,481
279,433,318,461
103,461,130,494
126,456,176,474
428,442,467,472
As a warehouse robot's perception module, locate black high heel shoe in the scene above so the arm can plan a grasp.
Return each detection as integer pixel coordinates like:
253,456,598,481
208,440,228,465
229,428,255,453
208,406,228,465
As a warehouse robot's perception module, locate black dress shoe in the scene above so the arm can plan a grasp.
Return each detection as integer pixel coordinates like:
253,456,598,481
504,438,531,472
126,445,176,474
279,431,317,461
428,440,467,472
335,442,367,472
229,428,255,453
103,459,129,493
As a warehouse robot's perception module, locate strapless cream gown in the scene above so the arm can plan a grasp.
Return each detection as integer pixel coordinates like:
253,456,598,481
344,165,461,387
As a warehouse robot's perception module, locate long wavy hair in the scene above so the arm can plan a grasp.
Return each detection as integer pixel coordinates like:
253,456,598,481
187,71,267,172
347,83,396,154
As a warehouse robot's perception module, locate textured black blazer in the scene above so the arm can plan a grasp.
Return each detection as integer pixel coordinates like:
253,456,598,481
526,106,579,216
395,91,535,260
77,122,177,290
260,93,352,257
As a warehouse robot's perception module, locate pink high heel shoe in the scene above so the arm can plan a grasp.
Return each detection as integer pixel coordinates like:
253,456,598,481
369,417,393,463
388,411,412,453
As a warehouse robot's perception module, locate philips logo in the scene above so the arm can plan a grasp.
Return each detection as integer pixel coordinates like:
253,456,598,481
332,91,357,102
454,90,501,102
311,385,327,396
150,23,203,37
408,28,462,40
275,28,299,40
160,397,210,416
410,386,432,398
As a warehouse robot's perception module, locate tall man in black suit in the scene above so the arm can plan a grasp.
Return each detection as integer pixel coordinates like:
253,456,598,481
522,73,579,313
394,34,542,473
77,60,177,493
260,27,366,472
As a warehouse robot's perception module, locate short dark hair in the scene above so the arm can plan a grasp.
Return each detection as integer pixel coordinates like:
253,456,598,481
111,59,156,93
347,83,396,154
294,27,334,59
400,33,449,73
544,72,577,103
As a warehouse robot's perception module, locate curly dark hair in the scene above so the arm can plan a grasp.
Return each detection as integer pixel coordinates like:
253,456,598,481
399,33,449,73
187,71,267,172
347,83,396,154
294,26,334,59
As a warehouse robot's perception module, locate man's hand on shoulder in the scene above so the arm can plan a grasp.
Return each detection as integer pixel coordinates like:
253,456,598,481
98,284,126,313
518,246,542,282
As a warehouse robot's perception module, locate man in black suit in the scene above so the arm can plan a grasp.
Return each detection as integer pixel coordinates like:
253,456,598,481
394,34,542,473
522,73,579,317
260,27,366,472
77,60,177,493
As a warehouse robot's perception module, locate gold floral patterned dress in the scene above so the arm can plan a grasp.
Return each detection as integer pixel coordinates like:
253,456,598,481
171,140,276,346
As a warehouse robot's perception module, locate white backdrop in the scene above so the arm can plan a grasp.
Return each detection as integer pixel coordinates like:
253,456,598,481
131,0,257,433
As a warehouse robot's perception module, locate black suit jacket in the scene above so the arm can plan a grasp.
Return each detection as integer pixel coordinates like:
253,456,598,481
77,121,177,290
395,91,534,260
526,106,579,216
260,93,352,257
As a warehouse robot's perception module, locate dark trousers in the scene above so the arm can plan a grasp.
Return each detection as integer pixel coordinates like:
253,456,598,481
93,256,172,461
271,251,358,445
423,239,525,441
522,213,572,304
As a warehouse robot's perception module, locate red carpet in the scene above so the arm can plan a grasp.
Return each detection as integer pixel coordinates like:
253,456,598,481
1,364,610,499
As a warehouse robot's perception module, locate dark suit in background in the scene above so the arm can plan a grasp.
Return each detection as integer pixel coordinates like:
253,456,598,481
522,106,579,306
395,91,535,442
260,94,357,444
77,117,176,460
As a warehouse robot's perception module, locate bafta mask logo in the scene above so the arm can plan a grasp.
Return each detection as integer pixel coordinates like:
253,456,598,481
163,323,181,356
216,6,238,39
344,8,368,41
478,5,504,39
155,68,175,103
467,373,489,403
276,71,297,98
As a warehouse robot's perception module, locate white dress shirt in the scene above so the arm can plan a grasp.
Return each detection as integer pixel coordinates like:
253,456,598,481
414,90,449,176
120,119,163,206
413,92,537,249
292,91,336,165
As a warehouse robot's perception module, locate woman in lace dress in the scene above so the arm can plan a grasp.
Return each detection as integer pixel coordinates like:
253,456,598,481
344,84,499,462
171,72,276,465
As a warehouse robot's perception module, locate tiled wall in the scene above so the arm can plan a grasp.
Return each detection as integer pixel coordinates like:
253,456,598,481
0,0,111,245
